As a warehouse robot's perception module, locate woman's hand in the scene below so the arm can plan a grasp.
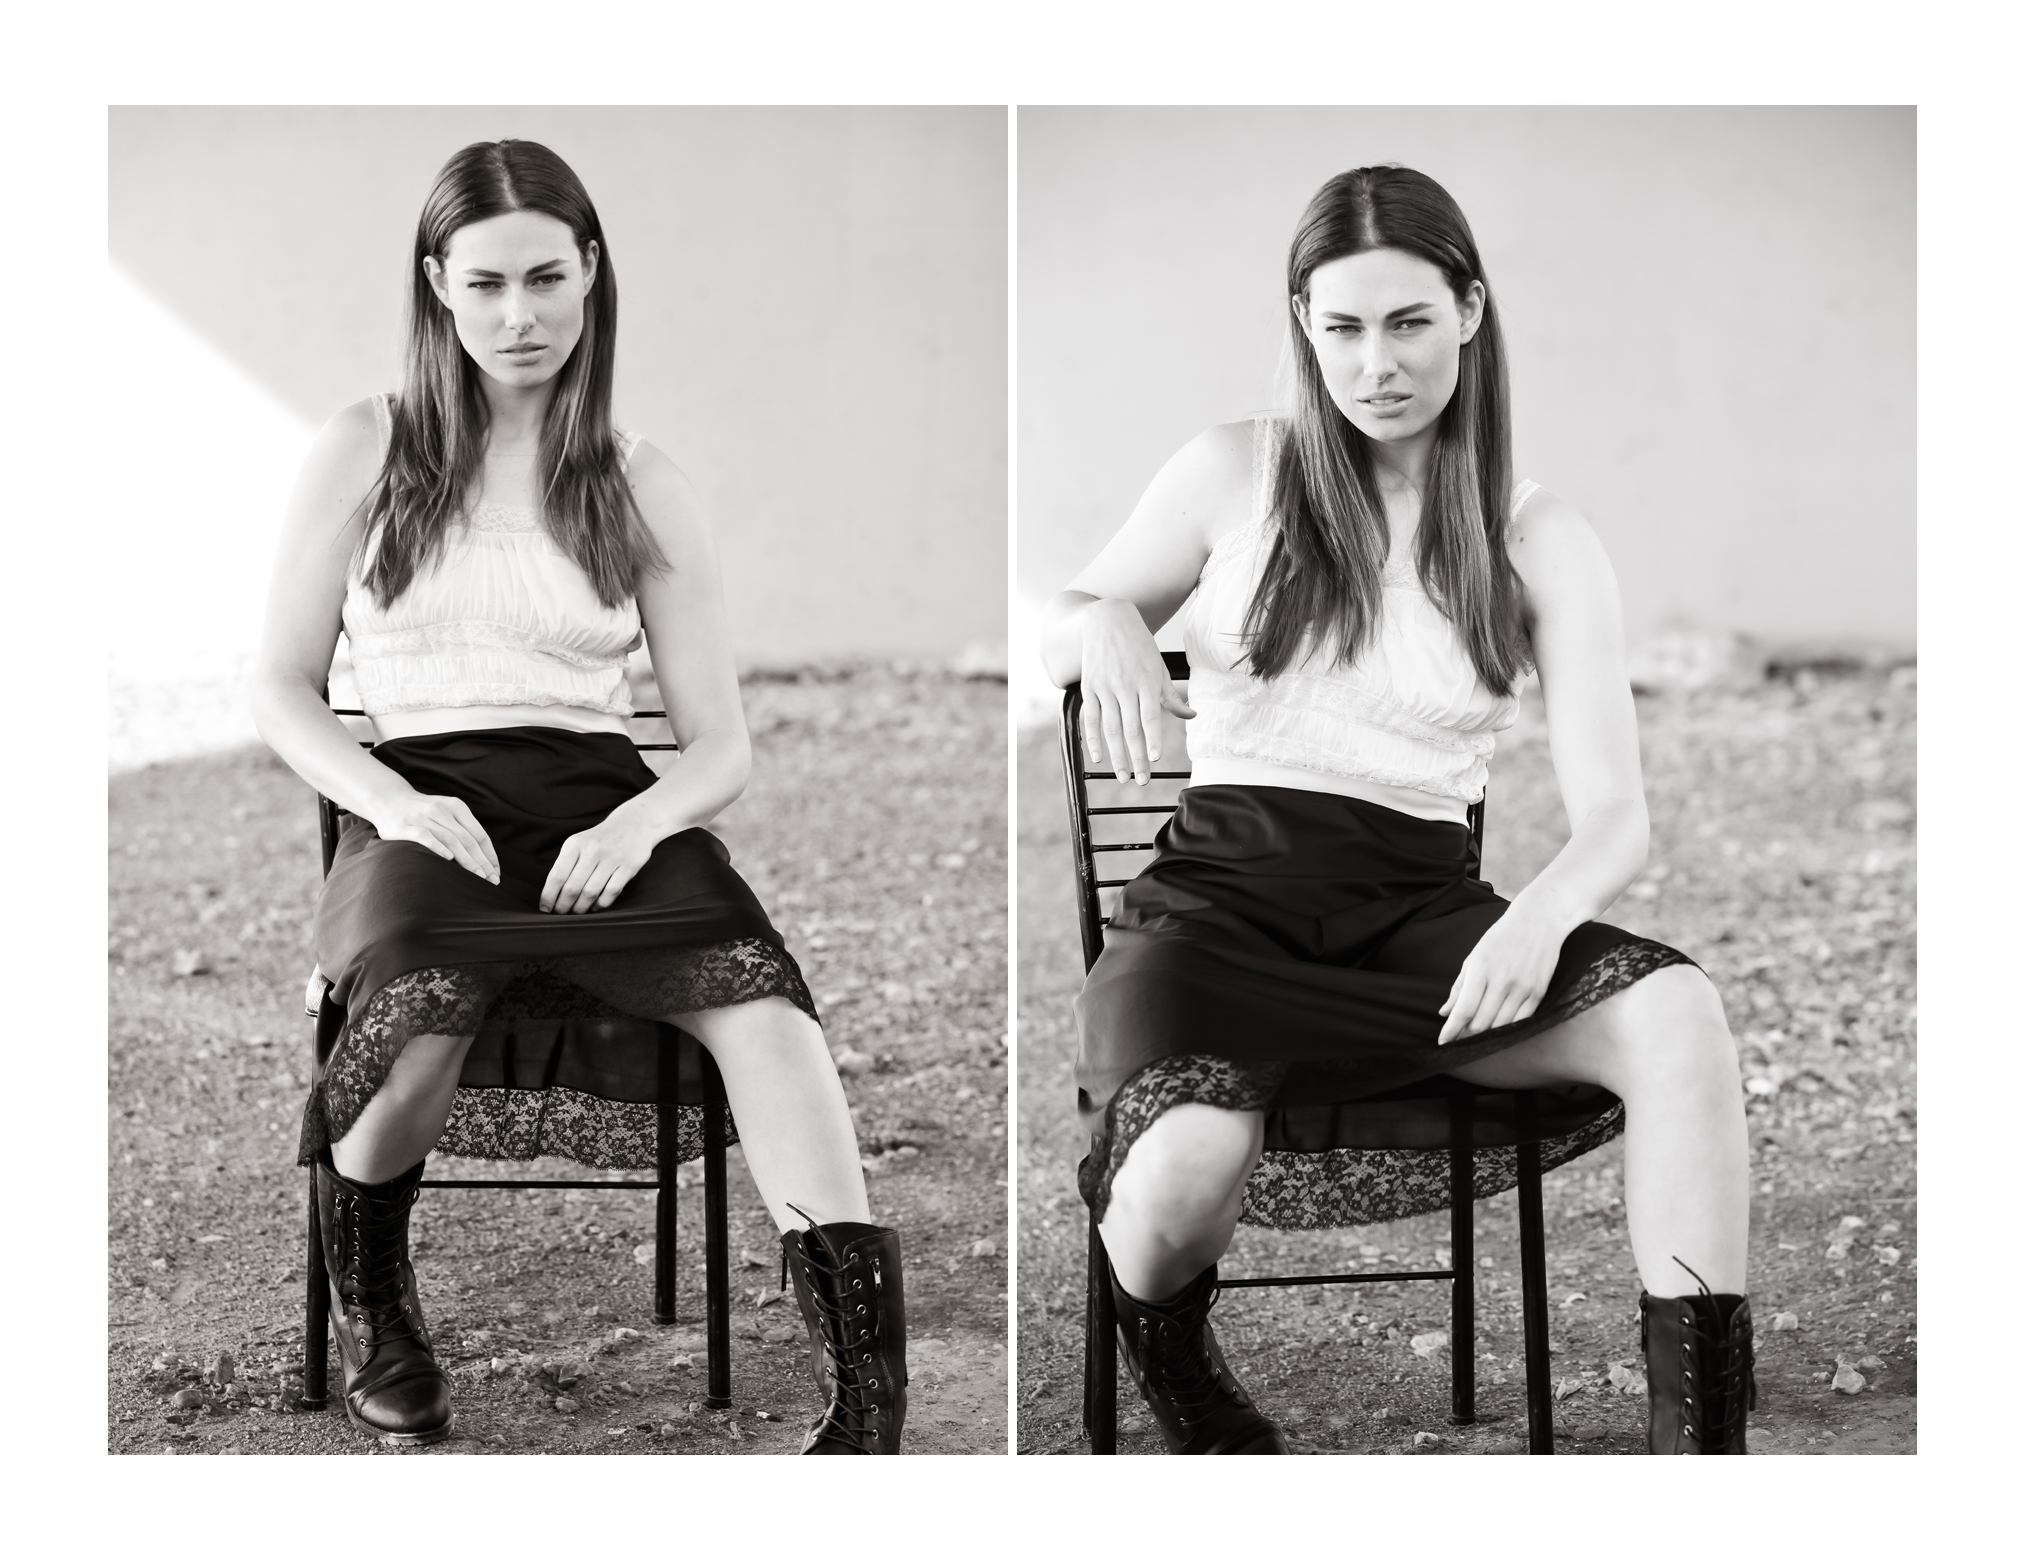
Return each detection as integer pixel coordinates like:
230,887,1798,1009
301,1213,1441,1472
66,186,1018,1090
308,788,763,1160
1079,597,1194,785
1437,897,1572,1045
372,789,502,886
540,802,664,914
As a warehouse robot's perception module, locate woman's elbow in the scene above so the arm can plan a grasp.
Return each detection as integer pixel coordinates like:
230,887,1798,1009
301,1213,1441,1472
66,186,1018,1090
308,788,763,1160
247,665,308,738
717,732,754,798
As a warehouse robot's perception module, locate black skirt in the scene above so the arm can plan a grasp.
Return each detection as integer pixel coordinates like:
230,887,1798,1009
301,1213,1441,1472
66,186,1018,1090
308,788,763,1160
1075,784,1693,1229
300,726,815,1169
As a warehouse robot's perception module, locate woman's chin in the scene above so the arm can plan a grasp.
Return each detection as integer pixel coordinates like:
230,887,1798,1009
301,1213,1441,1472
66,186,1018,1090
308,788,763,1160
1344,413,1433,446
476,358,569,393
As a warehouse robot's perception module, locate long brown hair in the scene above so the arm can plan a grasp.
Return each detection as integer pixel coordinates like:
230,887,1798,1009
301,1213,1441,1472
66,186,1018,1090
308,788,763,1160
1241,166,1529,694
353,139,665,609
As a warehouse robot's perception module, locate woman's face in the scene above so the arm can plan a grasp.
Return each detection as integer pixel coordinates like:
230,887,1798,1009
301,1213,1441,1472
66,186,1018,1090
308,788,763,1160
423,210,598,393
1297,246,1484,453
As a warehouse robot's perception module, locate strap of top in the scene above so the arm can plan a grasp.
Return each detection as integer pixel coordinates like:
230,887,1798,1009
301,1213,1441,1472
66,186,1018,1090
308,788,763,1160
1252,414,1279,524
1511,478,1542,521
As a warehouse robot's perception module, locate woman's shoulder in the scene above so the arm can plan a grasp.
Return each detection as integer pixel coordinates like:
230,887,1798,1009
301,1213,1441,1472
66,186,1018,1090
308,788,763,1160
294,398,389,516
619,435,689,496
1149,417,1270,547
1176,416,1268,483
323,396,387,451
619,437,711,542
1505,484,1617,598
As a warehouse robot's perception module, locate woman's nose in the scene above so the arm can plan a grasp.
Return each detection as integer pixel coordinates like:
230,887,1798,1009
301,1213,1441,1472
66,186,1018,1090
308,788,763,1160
1360,334,1396,379
502,288,536,331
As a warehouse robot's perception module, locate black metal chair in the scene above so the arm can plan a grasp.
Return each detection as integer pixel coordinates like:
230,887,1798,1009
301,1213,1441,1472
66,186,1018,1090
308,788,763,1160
300,698,735,1416
1065,651,1561,1453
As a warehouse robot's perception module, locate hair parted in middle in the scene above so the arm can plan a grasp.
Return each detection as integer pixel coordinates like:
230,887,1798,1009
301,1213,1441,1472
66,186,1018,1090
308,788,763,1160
1241,165,1530,694
352,138,666,610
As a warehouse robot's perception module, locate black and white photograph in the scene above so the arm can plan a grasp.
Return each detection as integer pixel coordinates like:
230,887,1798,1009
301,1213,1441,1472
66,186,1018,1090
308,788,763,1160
1014,106,1916,1455
107,106,1009,1456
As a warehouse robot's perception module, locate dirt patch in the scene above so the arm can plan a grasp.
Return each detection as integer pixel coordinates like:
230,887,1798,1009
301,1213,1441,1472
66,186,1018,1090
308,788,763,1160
1017,668,1915,1454
110,671,1008,1455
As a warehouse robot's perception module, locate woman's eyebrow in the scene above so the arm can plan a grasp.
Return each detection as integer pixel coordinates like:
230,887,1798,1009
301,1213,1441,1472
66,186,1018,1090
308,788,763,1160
1317,301,1438,323
458,258,571,279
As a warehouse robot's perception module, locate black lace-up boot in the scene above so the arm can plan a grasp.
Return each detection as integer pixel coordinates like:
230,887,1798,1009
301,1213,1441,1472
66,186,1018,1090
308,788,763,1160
1112,1265,1290,1454
1641,1276,1756,1454
782,1217,907,1454
314,1153,453,1445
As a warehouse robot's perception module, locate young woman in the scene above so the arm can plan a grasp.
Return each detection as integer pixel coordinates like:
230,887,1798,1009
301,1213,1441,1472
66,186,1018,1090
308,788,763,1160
253,140,905,1454
1041,166,1753,1455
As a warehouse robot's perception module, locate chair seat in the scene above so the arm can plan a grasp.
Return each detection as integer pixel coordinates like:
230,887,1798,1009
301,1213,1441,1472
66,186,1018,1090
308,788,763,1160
1265,1077,1621,1154
457,1017,719,1108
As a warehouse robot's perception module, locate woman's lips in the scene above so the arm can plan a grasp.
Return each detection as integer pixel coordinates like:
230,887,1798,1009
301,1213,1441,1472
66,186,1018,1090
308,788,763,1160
1361,393,1412,416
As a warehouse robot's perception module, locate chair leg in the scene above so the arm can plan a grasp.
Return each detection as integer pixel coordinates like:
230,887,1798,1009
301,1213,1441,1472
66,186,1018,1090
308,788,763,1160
703,1096,732,1410
653,1096,678,1326
1448,1100,1476,1424
1084,1204,1117,1454
1516,1132,1554,1454
302,1170,329,1410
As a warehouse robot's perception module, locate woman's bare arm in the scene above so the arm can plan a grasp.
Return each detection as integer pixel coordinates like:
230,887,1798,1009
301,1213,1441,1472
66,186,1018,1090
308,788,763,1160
1438,489,1650,1041
1037,421,1253,781
249,402,503,885
537,443,752,913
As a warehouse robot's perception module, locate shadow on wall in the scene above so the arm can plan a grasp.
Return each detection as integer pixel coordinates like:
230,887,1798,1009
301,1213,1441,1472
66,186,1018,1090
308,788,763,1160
109,106,1008,675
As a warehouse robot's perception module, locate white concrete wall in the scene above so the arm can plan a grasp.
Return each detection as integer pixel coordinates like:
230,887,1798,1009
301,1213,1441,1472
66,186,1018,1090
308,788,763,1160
109,106,1007,758
1018,107,1914,674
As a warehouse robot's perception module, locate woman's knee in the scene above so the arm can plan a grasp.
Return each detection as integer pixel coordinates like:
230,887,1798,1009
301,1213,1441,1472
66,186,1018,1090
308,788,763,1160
1599,966,1740,1098
679,996,823,1053
1111,1105,1262,1235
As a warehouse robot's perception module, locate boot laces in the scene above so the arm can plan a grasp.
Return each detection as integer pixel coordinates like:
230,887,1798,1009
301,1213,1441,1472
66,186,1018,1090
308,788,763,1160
794,1226,883,1452
1671,1256,1753,1442
341,1188,422,1348
1145,1284,1234,1425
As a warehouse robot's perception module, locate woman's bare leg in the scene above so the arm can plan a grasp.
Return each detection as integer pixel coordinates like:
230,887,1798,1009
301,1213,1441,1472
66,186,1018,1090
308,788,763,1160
677,996,871,1232
1450,964,1749,1298
1099,1103,1264,1301
329,1031,479,1184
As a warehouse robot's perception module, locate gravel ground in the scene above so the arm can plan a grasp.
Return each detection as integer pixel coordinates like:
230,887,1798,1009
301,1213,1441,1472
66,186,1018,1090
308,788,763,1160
1016,665,1916,1455
109,671,1008,1455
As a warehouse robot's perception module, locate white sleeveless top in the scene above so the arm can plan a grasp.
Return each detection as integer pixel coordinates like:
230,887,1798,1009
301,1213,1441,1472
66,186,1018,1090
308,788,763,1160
1176,416,1537,824
343,394,646,740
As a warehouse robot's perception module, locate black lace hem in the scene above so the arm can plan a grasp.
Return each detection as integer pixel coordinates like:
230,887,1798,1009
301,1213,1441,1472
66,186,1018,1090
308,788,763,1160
296,936,813,1167
436,1085,717,1171
1079,938,1690,1227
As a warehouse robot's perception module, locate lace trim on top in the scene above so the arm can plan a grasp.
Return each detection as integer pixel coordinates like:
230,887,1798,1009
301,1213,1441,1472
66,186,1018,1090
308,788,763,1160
349,618,637,673
464,503,542,534
1079,938,1688,1229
